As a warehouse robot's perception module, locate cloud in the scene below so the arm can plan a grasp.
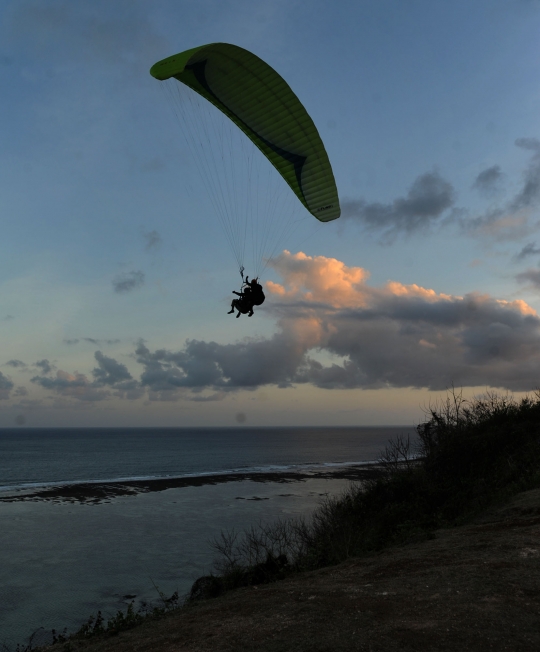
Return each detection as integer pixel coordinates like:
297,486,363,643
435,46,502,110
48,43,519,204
188,392,228,402
31,369,110,401
5,360,26,368
112,270,145,293
459,210,533,242
30,352,142,402
0,371,14,399
35,359,54,375
341,172,456,243
63,337,121,345
135,330,310,394
460,139,540,241
472,165,503,194
515,242,540,261
20,251,540,401
92,351,133,385
511,138,540,211
516,267,540,289
93,351,143,399
124,251,540,395
6,0,164,67
143,230,162,251
350,139,540,244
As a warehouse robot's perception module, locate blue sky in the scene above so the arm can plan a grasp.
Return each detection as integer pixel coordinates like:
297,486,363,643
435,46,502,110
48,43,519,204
2,0,540,427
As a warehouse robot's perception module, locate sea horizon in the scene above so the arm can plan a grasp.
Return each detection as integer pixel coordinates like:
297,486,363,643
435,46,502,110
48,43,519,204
0,425,415,493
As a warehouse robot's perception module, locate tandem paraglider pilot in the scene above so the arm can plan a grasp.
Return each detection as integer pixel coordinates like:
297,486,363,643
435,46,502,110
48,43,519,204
228,276,265,318
150,44,341,320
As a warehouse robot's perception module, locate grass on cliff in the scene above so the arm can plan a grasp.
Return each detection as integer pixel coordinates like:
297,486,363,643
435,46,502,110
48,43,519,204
206,389,540,594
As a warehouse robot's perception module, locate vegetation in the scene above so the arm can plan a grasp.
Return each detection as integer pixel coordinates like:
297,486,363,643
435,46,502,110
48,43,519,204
206,389,540,594
15,388,540,649
5,588,179,652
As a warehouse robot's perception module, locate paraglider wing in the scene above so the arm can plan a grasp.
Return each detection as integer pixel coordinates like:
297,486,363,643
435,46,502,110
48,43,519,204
150,43,340,222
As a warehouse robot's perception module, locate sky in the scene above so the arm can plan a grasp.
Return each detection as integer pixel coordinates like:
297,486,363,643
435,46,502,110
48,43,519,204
2,0,540,427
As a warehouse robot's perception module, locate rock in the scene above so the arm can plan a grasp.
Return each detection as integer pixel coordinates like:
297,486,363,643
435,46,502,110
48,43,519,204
189,575,224,601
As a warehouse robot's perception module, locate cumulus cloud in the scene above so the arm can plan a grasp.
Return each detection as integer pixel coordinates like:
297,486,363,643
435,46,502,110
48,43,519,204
122,251,540,395
341,172,456,243
35,359,54,375
472,165,503,194
93,351,142,399
21,251,540,401
135,331,309,395
30,352,142,402
112,270,144,293
31,369,109,401
92,351,132,385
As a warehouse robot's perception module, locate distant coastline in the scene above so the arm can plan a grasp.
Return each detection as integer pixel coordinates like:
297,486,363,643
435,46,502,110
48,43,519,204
0,463,384,504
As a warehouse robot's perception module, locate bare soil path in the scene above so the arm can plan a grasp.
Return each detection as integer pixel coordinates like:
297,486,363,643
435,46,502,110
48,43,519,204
43,488,540,651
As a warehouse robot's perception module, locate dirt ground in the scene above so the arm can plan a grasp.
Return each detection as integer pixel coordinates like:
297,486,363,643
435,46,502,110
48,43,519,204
42,487,540,652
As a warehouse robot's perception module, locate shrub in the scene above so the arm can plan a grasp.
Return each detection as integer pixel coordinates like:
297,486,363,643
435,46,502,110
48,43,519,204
209,389,540,588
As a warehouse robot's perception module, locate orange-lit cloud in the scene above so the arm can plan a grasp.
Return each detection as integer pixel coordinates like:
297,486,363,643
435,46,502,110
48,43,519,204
27,252,540,400
129,252,540,395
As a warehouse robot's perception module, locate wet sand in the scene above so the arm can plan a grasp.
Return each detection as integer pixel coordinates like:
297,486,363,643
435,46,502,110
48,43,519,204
0,465,383,504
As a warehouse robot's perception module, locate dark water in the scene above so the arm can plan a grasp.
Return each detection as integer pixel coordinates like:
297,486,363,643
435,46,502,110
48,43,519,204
0,426,414,492
0,426,414,647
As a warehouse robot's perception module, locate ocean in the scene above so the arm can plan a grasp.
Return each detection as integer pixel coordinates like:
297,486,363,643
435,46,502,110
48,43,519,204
0,426,414,647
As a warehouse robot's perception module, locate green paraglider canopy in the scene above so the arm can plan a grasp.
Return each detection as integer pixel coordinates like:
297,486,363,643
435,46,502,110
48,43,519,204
150,43,340,223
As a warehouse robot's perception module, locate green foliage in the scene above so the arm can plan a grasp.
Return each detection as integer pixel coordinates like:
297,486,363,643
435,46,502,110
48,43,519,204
211,389,540,589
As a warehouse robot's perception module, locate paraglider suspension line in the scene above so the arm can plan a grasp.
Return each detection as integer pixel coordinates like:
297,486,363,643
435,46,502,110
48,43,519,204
239,265,245,280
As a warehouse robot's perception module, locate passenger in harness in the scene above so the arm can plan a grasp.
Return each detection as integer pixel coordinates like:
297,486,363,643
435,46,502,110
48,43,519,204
227,276,265,318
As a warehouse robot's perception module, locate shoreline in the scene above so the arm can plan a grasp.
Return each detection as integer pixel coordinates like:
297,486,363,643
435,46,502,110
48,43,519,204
0,464,384,504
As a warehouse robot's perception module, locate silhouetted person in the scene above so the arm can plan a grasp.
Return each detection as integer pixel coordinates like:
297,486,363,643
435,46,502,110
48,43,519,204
245,276,265,306
227,276,265,318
